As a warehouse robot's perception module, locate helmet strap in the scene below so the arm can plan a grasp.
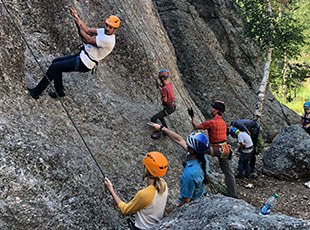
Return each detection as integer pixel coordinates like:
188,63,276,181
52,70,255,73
211,109,218,117
143,167,157,180
145,172,156,186
187,148,198,159
142,167,149,180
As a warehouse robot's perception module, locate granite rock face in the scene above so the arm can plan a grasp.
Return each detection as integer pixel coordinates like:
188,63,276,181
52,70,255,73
0,0,303,229
262,125,310,179
152,195,310,230
154,0,298,140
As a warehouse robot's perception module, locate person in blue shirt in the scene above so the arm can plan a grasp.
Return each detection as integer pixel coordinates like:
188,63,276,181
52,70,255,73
180,151,207,203
148,122,209,206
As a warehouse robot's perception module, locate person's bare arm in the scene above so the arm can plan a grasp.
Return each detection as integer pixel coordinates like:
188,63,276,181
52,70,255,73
76,27,97,46
238,142,246,150
70,7,97,35
104,177,122,205
148,122,187,150
70,7,98,46
155,78,162,89
191,117,201,130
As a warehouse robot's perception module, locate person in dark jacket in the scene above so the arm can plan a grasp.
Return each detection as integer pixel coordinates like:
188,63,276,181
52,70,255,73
229,119,260,175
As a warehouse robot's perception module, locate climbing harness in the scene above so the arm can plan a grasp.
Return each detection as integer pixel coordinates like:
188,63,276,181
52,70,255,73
127,218,140,230
210,141,231,159
1,0,106,178
80,46,99,74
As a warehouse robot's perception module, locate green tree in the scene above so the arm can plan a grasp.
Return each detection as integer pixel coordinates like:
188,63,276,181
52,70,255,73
234,0,306,121
294,0,310,64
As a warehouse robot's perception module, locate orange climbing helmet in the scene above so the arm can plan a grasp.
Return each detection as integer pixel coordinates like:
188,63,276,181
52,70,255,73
105,15,121,29
143,152,168,177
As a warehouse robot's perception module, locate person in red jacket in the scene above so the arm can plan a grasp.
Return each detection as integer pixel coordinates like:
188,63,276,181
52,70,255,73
188,100,237,198
150,69,176,139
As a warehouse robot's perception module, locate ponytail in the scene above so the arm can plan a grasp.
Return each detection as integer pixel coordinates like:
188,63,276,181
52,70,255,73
154,177,167,194
145,169,167,194
197,154,208,185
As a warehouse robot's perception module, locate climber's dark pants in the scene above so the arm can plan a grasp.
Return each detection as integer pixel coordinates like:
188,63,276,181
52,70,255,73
34,54,90,95
209,146,237,198
250,127,259,173
151,105,176,128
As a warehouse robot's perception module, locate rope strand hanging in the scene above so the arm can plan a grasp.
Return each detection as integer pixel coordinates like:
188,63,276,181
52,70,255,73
1,0,105,178
112,0,206,123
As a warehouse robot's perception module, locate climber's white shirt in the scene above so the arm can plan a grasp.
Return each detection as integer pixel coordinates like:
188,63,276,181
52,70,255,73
80,28,115,69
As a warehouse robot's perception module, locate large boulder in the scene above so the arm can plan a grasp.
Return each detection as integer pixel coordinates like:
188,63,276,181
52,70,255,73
152,195,310,229
262,125,310,179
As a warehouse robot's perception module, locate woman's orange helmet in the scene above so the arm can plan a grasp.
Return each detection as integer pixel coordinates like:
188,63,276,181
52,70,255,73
143,152,168,177
105,15,121,29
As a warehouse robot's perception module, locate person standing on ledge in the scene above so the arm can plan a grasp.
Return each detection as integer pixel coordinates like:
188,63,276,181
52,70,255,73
28,7,120,99
188,100,237,198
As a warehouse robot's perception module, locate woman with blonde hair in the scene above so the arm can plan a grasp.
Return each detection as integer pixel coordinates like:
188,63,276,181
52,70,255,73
104,151,168,229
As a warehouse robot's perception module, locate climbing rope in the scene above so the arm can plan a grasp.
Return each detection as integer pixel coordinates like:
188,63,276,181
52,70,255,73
112,0,206,125
119,0,191,106
1,0,106,178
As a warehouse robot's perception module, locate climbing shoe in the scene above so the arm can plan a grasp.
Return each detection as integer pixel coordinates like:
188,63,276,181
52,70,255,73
244,174,251,179
235,174,244,179
250,172,258,179
27,87,39,100
49,91,66,98
151,131,161,139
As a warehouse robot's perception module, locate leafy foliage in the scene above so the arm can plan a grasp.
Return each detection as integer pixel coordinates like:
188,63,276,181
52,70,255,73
234,0,309,106
234,0,305,59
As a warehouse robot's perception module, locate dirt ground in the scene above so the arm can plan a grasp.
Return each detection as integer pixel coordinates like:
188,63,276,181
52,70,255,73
235,154,310,220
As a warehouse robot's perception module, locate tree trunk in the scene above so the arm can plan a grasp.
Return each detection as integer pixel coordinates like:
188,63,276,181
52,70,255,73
255,0,273,123
255,46,273,122
282,55,289,98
